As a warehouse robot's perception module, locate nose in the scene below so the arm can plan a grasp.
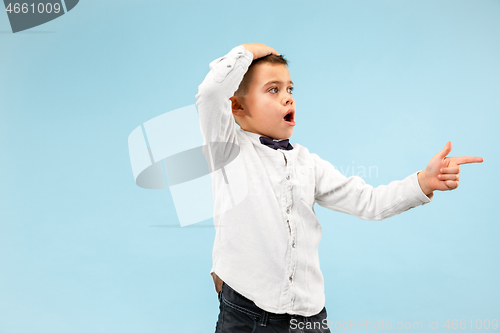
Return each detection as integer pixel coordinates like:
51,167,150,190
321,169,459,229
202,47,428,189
282,94,294,106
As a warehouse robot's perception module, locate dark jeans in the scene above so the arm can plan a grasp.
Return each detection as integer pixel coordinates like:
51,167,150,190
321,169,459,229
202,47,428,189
215,282,331,333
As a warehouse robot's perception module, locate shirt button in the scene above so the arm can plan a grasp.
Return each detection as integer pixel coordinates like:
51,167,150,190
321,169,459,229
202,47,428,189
286,175,290,180
227,64,232,68
289,276,293,282
292,242,296,248
286,208,290,214
238,51,243,54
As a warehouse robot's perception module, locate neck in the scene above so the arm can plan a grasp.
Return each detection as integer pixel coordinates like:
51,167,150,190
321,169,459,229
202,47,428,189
241,129,289,141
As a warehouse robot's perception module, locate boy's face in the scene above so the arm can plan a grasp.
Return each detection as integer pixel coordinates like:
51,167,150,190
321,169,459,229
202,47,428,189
231,63,295,141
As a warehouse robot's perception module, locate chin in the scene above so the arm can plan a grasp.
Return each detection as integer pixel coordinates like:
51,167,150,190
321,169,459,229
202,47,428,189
277,133,293,140
266,129,294,141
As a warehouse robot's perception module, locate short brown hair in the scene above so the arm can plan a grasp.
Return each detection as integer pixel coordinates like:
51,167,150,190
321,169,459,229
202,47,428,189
234,54,288,96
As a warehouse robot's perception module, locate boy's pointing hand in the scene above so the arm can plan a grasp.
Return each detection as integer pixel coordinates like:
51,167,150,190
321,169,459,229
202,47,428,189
417,141,483,196
242,43,280,60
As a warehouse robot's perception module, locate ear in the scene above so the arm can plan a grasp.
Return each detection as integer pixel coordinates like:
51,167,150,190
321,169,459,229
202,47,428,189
229,96,246,117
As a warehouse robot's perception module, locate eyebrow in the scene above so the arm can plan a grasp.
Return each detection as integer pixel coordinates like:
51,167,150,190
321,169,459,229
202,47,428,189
263,80,294,86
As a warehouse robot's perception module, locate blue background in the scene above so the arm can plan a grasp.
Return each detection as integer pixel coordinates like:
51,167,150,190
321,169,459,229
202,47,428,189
1,0,498,332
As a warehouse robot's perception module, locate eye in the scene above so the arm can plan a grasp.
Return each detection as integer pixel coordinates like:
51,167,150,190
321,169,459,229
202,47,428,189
288,87,294,94
268,87,278,93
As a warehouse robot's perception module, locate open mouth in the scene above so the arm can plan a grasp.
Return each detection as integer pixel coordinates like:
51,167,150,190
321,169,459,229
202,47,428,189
283,110,295,125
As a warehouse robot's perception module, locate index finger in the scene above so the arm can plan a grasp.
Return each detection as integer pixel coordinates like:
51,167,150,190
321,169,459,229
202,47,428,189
449,156,484,165
267,46,280,56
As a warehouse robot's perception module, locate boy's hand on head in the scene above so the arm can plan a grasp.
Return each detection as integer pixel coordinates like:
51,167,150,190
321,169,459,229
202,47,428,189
242,43,280,60
417,141,483,196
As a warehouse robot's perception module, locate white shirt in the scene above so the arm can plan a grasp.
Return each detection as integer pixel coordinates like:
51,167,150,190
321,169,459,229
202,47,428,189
195,45,433,316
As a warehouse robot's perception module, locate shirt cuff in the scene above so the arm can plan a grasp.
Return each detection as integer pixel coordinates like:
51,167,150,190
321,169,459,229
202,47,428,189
232,44,254,61
208,45,253,83
403,171,433,207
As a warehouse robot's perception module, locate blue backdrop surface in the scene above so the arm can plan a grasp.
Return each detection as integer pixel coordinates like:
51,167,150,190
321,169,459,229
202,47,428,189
0,0,498,332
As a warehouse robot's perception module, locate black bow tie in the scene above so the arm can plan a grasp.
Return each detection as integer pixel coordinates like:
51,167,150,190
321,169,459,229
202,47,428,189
259,136,294,151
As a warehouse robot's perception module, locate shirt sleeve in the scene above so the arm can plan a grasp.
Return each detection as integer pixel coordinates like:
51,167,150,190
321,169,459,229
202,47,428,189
312,153,433,221
195,45,254,146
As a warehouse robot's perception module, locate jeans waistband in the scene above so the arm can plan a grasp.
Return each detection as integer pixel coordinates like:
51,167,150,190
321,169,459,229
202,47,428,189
219,281,291,325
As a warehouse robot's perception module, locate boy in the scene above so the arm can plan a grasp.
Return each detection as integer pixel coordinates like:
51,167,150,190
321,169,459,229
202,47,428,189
195,43,483,332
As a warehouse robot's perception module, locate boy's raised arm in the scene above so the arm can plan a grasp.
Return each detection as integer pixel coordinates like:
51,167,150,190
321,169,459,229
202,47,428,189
195,43,278,145
195,45,252,145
